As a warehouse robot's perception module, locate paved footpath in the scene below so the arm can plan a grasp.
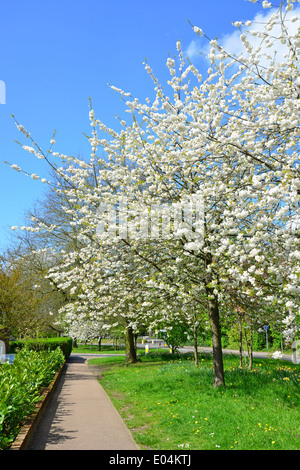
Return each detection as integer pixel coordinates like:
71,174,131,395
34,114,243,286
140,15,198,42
27,355,139,450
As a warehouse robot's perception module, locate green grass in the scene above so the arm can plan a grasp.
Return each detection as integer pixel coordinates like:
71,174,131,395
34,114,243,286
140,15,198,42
73,343,170,355
88,352,300,450
73,344,126,354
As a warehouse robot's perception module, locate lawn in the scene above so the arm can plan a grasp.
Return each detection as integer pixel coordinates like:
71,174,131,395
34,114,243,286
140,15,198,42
73,342,170,355
73,343,126,354
88,352,300,450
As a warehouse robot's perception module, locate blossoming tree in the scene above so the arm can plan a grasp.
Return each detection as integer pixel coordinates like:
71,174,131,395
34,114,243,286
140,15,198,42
8,0,300,386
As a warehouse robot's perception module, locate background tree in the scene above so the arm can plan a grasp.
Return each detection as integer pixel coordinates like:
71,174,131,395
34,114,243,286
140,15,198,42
0,253,53,339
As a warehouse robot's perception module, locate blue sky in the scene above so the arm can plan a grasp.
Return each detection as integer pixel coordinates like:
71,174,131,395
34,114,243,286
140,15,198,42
0,0,267,251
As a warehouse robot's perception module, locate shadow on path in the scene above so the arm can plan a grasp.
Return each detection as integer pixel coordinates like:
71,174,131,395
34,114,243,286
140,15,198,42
26,354,139,450
27,358,81,449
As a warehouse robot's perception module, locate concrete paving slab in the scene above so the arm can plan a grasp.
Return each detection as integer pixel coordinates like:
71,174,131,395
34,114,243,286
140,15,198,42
27,355,139,450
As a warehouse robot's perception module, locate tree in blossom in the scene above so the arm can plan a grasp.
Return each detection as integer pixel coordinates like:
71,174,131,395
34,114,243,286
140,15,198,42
8,0,300,386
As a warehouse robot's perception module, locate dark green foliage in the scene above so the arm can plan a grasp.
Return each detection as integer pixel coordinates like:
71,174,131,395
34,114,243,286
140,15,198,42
0,347,65,449
160,320,190,353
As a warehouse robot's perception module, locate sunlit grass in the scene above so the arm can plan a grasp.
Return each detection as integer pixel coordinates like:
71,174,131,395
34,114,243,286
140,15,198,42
88,352,300,450
73,343,126,354
73,343,169,355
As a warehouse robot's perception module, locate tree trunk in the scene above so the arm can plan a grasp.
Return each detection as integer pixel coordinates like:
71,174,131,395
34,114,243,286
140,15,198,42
249,325,254,370
125,326,138,363
98,336,102,351
204,242,225,387
244,325,253,370
206,293,225,387
193,321,199,367
249,343,253,370
239,322,243,368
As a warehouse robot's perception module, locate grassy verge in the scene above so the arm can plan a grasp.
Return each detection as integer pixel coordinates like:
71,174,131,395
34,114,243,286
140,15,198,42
88,352,300,450
73,343,170,355
73,344,126,354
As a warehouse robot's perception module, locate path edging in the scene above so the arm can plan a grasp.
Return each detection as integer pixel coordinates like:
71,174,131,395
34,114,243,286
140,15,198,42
9,362,66,451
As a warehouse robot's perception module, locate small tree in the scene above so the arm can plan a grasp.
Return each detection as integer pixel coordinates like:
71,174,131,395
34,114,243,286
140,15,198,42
0,254,53,338
160,318,189,354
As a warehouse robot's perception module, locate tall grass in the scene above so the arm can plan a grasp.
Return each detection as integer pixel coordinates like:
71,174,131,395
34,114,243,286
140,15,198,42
89,352,300,450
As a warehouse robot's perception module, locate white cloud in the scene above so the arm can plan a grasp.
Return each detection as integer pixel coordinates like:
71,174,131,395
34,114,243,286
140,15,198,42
185,39,202,60
184,6,300,65
223,7,300,62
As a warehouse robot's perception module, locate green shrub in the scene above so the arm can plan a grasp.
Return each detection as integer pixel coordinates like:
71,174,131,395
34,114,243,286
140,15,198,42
0,347,65,449
9,337,72,359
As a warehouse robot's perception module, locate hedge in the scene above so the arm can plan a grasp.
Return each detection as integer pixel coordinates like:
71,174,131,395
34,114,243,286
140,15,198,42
9,337,72,360
0,348,65,449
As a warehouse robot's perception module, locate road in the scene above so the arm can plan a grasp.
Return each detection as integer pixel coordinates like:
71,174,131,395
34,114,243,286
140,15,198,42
74,343,296,363
179,346,294,363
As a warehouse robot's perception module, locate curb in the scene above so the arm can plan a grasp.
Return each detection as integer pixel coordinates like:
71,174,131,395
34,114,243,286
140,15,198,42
9,362,66,451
